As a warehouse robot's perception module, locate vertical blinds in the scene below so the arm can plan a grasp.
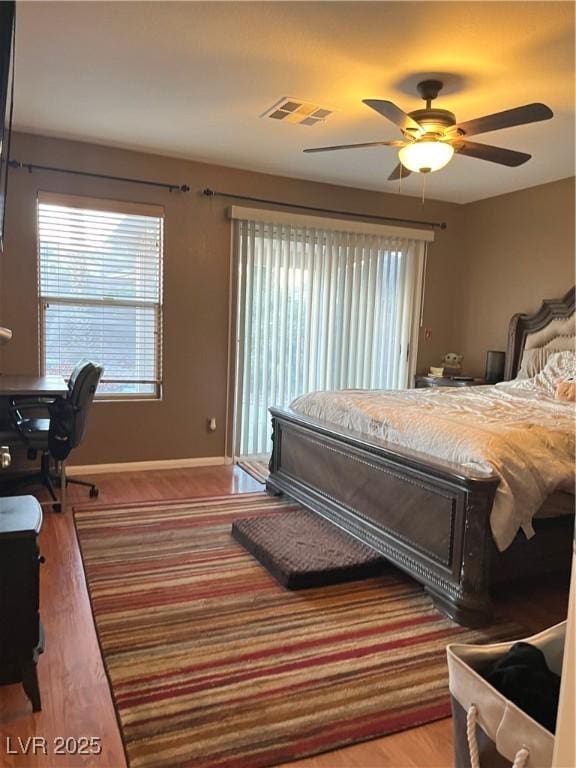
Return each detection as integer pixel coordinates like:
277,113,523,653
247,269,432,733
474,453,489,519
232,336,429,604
37,194,164,398
234,217,426,457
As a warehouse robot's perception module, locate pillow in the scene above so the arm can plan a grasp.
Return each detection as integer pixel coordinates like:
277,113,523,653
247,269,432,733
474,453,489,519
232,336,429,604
517,347,565,379
555,380,576,402
531,351,576,395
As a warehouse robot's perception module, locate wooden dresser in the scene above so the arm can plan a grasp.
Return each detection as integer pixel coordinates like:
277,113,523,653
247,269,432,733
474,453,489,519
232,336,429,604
0,495,44,711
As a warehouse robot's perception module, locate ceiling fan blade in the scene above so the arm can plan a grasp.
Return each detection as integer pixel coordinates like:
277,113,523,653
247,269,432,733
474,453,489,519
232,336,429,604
454,140,531,166
388,163,412,181
363,100,423,134
453,103,553,137
303,140,405,154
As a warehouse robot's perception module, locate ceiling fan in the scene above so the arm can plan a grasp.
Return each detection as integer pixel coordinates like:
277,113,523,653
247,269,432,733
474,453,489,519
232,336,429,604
304,80,553,180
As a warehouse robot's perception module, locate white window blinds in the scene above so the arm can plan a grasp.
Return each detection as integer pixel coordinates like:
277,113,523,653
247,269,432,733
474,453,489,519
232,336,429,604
232,210,429,457
37,193,163,398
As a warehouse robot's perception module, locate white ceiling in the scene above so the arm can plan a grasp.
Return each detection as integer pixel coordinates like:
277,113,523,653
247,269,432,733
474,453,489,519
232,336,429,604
13,1,576,204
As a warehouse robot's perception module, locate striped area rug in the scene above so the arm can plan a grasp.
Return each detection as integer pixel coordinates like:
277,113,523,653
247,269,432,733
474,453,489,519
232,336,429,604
75,493,522,768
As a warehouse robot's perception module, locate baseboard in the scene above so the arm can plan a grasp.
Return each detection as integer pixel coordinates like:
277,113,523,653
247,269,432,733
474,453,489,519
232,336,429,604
66,456,233,476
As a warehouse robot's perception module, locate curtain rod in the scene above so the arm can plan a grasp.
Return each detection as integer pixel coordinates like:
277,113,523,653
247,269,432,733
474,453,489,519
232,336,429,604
203,188,447,230
8,159,190,193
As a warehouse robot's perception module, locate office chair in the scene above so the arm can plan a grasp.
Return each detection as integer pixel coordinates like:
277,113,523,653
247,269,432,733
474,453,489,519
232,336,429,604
9,360,104,511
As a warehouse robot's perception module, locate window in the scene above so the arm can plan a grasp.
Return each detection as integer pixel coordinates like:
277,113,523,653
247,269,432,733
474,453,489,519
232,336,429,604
37,193,163,398
231,207,431,457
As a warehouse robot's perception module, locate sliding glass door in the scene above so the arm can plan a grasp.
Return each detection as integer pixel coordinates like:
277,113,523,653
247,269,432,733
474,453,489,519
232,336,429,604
232,211,428,457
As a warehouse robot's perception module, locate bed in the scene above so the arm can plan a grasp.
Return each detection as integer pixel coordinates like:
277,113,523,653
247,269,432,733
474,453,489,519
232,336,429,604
266,288,575,627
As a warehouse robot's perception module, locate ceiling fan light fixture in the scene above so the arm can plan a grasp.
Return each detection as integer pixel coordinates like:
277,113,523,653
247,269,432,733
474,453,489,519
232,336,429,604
398,140,454,173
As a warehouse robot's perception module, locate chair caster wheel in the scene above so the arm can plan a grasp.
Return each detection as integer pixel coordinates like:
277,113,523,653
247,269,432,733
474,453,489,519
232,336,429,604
89,487,99,498
52,503,61,513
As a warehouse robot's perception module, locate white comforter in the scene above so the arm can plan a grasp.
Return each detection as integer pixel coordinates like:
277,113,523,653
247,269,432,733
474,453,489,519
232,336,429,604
290,379,575,552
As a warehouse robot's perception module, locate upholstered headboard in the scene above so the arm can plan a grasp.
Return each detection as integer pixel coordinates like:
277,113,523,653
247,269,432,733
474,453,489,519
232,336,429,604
505,287,575,380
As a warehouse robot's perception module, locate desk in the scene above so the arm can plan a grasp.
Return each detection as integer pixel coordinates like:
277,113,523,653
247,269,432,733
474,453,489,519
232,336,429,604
0,375,67,431
0,375,68,397
0,375,68,512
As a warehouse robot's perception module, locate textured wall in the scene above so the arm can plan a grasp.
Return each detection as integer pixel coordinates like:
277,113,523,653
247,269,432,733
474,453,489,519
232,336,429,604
0,131,460,464
454,177,575,376
3,133,572,464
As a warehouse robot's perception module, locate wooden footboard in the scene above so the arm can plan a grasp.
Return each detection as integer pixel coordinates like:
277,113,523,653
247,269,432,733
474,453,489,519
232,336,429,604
267,407,501,627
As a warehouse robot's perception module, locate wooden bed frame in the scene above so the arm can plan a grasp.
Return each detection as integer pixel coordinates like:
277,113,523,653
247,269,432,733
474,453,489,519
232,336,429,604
266,288,575,626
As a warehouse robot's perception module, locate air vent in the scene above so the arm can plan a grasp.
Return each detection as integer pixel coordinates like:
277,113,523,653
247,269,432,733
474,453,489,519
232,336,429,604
262,98,333,126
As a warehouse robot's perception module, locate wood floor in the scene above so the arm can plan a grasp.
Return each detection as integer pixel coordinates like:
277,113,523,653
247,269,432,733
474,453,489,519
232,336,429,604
0,466,570,768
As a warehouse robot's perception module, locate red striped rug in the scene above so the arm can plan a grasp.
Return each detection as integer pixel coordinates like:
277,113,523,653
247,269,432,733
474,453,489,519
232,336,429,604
75,493,522,768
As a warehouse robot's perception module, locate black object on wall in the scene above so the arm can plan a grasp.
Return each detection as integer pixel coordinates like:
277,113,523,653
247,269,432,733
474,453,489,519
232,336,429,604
202,188,447,230
0,0,15,254
485,350,506,384
9,159,190,193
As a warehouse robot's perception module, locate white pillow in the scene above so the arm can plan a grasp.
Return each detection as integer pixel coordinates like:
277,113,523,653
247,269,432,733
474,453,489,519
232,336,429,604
531,351,576,395
499,350,576,397
517,348,564,379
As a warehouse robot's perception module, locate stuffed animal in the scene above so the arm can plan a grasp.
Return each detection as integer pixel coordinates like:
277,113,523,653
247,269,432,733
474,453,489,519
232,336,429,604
442,352,463,375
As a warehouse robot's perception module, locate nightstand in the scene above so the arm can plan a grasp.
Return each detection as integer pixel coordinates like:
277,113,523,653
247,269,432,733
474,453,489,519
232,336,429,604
0,495,44,712
415,376,487,388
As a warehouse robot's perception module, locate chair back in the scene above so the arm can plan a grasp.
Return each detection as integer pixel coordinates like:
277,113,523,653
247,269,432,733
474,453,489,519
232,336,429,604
66,360,104,448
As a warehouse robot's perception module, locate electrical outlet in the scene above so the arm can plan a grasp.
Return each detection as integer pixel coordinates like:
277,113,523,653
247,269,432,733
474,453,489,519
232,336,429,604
208,417,216,432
